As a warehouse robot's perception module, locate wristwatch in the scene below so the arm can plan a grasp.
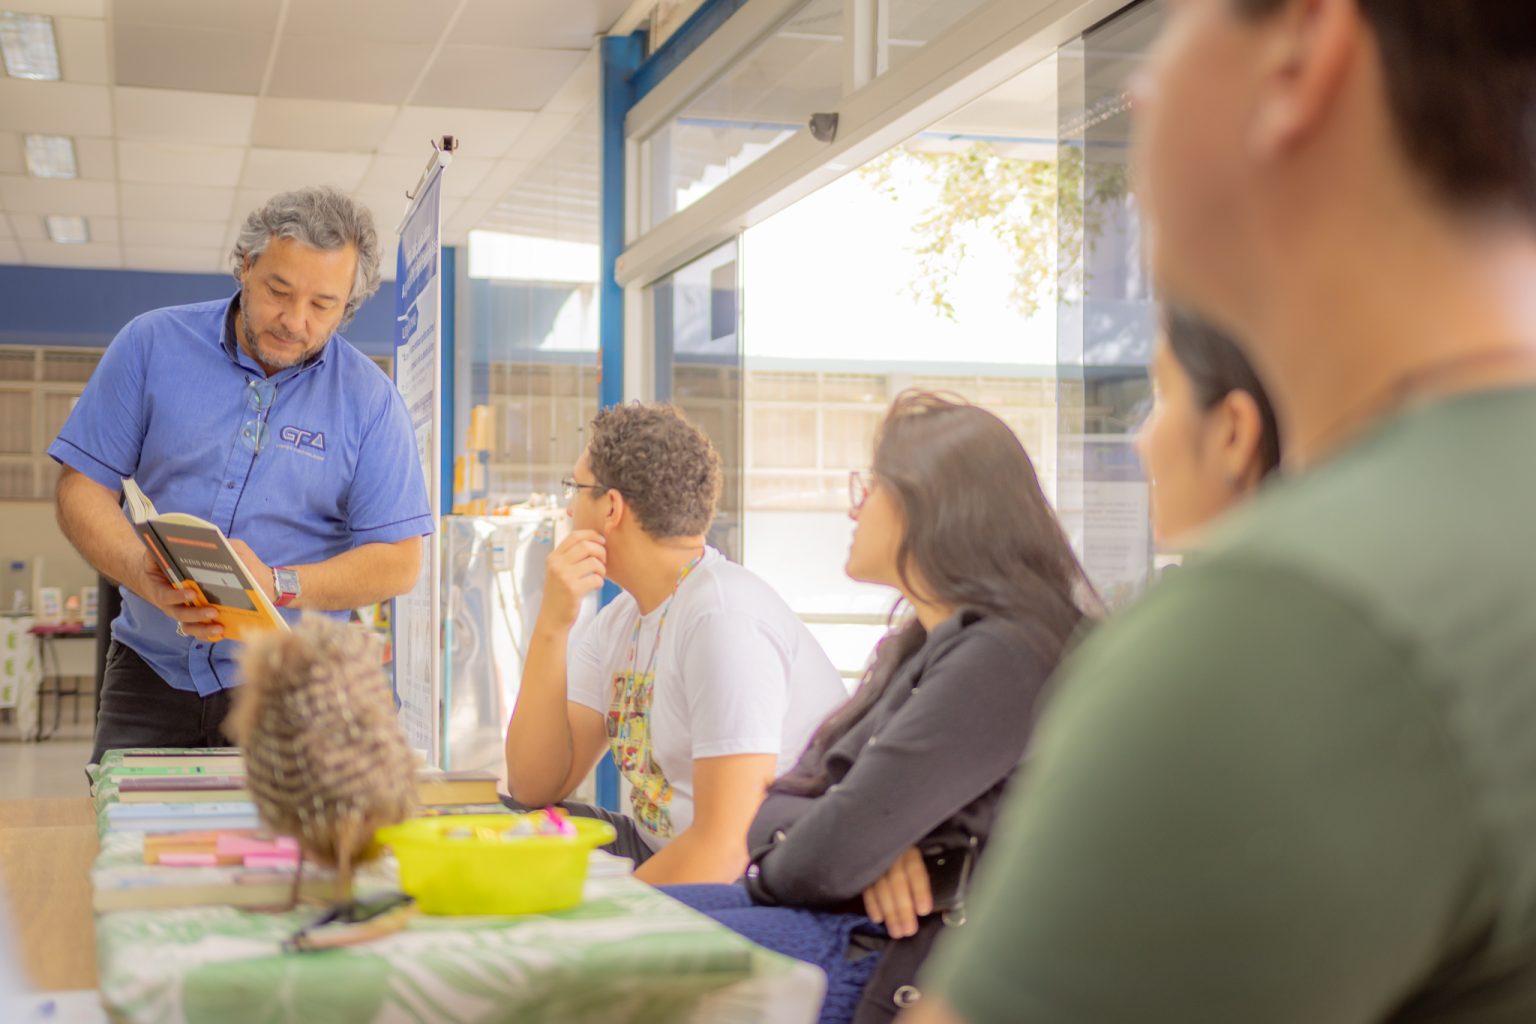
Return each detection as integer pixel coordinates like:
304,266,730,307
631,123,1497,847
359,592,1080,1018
272,566,300,608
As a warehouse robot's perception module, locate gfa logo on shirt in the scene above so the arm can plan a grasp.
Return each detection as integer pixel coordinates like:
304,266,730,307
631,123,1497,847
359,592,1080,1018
278,425,327,461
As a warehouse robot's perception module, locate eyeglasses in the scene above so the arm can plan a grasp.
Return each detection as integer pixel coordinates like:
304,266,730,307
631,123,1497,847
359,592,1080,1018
239,378,277,454
561,478,610,503
849,470,871,512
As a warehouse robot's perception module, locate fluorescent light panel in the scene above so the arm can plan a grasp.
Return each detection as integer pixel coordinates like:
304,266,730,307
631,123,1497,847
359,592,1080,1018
45,215,88,244
0,12,60,80
24,134,75,179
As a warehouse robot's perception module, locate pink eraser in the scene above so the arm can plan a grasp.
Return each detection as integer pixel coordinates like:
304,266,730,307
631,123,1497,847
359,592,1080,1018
159,852,218,867
243,852,300,869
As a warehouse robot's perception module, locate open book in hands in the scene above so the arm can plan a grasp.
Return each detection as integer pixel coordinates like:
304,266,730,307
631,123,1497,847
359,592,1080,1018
122,478,288,642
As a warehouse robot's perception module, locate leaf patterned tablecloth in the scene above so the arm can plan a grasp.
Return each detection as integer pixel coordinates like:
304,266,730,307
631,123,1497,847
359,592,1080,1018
92,751,825,1024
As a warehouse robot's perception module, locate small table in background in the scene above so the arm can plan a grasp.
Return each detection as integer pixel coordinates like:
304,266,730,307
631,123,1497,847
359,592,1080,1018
28,625,96,741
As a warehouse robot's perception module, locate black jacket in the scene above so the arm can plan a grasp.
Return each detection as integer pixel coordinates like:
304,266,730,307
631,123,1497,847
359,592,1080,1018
743,610,1056,1021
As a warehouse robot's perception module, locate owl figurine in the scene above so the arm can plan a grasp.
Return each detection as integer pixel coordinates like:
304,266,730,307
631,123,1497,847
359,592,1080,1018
227,615,418,904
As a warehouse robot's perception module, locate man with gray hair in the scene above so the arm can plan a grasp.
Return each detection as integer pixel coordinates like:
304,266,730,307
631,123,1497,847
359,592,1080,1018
50,186,431,763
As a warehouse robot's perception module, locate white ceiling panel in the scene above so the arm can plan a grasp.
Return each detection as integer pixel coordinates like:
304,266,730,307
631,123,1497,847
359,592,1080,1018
239,148,372,193
113,88,256,145
121,244,225,272
113,0,281,35
440,157,494,198
353,155,423,197
20,240,122,268
85,216,119,243
0,176,117,216
57,16,110,85
8,214,45,240
117,140,245,187
3,0,613,270
265,37,433,106
450,0,631,50
118,182,234,222
413,46,585,111
250,98,398,153
382,107,534,159
541,49,600,115
8,0,105,16
121,218,228,248
73,136,115,179
0,80,113,136
0,134,22,176
281,0,456,46
113,22,268,95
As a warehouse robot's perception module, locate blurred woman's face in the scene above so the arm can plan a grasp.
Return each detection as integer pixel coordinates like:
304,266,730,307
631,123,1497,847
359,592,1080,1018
846,473,905,589
1136,338,1249,547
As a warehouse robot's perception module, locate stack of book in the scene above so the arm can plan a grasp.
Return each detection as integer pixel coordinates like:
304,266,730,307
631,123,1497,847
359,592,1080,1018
91,749,509,913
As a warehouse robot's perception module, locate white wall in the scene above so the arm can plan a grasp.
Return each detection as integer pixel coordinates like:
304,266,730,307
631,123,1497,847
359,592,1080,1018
0,500,99,616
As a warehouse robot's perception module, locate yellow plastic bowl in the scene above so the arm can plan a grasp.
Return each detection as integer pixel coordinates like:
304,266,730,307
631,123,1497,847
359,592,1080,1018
377,813,617,916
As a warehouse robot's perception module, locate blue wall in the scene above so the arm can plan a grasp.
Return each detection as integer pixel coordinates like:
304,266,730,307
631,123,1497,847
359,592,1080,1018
0,265,399,356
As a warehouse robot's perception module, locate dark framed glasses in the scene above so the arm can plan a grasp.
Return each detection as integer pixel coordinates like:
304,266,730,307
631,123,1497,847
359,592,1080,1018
561,478,610,502
240,378,277,454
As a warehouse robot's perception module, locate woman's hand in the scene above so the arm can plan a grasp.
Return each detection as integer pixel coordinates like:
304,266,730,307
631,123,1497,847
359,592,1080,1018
862,847,932,939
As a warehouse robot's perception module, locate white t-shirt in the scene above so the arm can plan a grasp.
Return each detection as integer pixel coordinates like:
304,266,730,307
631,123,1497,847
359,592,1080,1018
567,547,846,851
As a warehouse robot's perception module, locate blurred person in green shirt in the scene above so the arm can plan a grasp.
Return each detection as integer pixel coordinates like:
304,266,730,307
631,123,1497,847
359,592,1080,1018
910,2,1536,1022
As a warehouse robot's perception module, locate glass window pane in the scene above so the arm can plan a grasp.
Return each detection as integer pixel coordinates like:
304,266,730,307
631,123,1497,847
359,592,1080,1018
647,0,843,226
463,100,602,513
1054,0,1164,608
653,241,744,560
735,51,1064,675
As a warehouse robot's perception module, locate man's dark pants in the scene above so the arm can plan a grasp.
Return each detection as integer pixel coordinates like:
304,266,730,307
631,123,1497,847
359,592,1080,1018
90,640,235,765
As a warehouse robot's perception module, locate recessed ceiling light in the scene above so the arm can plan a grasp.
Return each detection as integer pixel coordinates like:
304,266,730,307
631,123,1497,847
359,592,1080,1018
0,12,60,81
24,134,75,179
45,215,88,244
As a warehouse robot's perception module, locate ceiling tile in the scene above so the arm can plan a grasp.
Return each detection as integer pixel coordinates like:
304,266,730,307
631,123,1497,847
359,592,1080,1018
0,134,22,176
116,140,246,187
85,216,119,243
0,238,19,264
19,240,122,268
73,136,114,179
472,159,535,202
113,0,280,35
118,181,234,222
9,214,45,240
251,98,397,153
354,155,424,197
381,107,534,159
440,157,494,199
412,46,585,111
0,176,117,215
121,244,225,273
7,0,105,16
114,88,257,146
112,22,268,95
281,0,454,45
238,148,372,193
0,81,112,136
121,219,228,248
266,37,432,106
57,16,110,85
350,192,411,242
542,49,600,115
450,0,632,50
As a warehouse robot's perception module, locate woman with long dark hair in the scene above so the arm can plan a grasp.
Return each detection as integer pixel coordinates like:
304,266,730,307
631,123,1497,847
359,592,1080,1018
663,391,1093,1024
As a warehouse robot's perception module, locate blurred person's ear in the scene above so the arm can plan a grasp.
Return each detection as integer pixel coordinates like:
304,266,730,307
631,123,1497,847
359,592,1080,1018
1210,390,1268,493
1250,0,1363,160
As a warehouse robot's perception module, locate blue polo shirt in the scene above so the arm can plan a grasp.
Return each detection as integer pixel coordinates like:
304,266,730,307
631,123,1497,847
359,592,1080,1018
48,294,433,696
